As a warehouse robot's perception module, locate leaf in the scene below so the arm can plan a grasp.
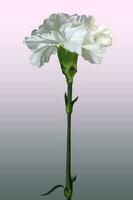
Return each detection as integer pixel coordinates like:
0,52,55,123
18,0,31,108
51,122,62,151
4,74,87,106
72,96,78,105
72,175,77,182
41,184,64,196
64,92,67,105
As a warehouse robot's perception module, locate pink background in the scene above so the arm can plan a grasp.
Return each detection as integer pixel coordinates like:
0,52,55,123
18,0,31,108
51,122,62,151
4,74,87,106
1,0,133,99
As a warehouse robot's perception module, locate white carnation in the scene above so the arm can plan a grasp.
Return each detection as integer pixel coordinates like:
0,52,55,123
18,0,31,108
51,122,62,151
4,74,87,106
24,13,112,67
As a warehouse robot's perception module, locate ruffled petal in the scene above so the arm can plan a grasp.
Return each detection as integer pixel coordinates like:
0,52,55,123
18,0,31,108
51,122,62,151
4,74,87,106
82,23,112,63
24,30,63,67
69,14,95,28
69,14,86,24
95,34,112,46
30,44,57,67
82,44,106,64
40,31,64,45
63,25,87,54
23,35,46,51
92,24,112,46
93,24,112,36
36,13,70,34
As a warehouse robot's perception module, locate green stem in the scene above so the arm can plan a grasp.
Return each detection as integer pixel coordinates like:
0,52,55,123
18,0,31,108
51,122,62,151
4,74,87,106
41,81,78,199
66,83,72,184
64,82,73,200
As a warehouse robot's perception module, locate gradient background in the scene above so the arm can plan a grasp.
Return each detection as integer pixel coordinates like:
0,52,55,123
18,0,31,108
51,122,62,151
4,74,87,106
0,0,133,200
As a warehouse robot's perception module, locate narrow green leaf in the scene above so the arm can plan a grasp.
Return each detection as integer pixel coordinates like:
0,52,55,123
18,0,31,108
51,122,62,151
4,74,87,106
72,96,78,105
72,175,77,182
41,184,64,196
64,92,67,105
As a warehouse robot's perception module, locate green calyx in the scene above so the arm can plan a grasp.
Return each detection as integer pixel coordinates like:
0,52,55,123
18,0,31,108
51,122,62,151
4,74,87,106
57,46,78,84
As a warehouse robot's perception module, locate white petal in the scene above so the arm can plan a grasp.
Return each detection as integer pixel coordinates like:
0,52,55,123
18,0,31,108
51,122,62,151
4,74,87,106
69,14,95,31
41,31,64,44
95,34,112,46
82,23,112,63
30,45,57,67
82,44,106,64
92,24,112,46
37,13,70,34
93,24,111,35
63,25,87,54
82,16,95,31
24,28,64,67
47,13,70,30
23,35,46,51
69,14,86,24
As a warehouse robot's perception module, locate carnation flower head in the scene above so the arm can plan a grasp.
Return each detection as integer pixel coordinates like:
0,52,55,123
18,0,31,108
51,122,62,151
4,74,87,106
24,13,112,67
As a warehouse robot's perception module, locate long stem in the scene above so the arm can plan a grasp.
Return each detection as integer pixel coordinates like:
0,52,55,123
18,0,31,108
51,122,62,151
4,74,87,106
65,82,73,200
66,83,72,183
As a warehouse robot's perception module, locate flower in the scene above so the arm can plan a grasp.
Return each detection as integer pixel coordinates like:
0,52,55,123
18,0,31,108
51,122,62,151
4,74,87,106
24,13,112,67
